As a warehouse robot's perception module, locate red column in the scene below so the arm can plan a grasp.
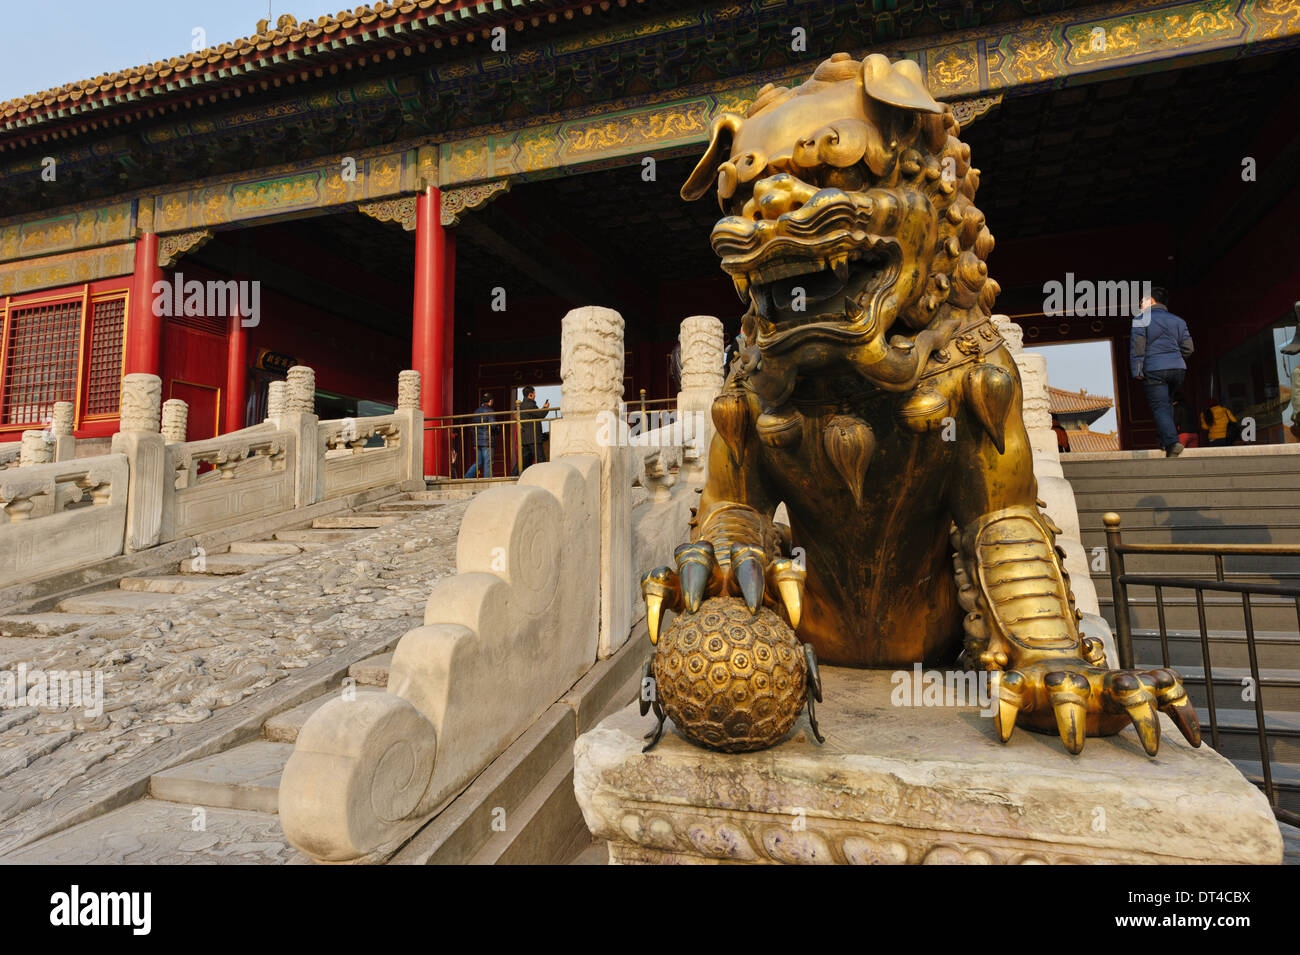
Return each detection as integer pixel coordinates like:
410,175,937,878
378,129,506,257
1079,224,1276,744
224,309,249,434
413,186,447,477
442,231,456,431
125,232,163,376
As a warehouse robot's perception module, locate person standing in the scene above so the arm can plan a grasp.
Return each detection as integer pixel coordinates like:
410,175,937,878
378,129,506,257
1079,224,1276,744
1130,286,1194,457
465,392,495,478
1051,416,1071,453
515,386,552,473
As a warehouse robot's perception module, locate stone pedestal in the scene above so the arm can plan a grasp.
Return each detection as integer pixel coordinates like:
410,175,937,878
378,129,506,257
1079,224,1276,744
574,668,1282,865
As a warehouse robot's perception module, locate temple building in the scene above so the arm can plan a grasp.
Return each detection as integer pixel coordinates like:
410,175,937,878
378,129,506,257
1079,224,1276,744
1048,385,1118,452
2,0,1299,475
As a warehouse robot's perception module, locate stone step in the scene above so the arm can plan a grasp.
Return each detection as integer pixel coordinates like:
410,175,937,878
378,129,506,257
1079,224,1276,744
1101,595,1299,633
311,514,404,529
1231,758,1300,814
0,799,293,864
1127,629,1300,670
149,741,294,814
567,839,610,865
272,528,367,544
227,539,308,556
376,500,443,512
56,590,180,614
1201,708,1300,764
0,612,108,638
1078,504,1300,530
119,574,221,595
467,751,589,865
1074,487,1300,510
1077,522,1300,549
1176,665,1300,713
262,687,385,744
348,653,392,687
409,488,480,502
1063,453,1300,480
179,551,283,575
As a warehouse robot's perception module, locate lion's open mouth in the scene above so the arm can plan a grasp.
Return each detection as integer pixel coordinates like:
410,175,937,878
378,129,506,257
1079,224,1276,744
748,242,898,334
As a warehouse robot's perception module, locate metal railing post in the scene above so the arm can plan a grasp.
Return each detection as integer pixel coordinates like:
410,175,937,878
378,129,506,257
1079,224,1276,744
1102,512,1134,670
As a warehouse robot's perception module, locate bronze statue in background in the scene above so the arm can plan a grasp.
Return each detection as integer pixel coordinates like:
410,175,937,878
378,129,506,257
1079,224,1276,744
642,52,1201,755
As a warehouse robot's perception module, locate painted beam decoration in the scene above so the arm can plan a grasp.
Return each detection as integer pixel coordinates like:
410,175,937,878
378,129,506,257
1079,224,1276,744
150,145,424,233
432,0,1300,188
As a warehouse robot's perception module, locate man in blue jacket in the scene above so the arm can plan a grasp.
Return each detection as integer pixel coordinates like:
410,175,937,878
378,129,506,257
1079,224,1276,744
465,392,495,478
1131,286,1194,457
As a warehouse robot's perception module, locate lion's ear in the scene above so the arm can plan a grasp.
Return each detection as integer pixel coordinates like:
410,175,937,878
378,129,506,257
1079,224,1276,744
681,113,744,201
862,54,942,114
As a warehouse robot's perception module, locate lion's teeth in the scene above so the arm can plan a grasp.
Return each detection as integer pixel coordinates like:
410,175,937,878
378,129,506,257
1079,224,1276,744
732,274,751,302
830,254,851,282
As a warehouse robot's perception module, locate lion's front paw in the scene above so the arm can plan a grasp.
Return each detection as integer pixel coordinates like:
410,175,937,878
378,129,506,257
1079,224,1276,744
995,660,1201,756
641,539,805,643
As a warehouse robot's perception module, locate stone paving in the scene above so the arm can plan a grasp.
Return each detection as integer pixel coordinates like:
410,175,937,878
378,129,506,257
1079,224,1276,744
0,499,467,835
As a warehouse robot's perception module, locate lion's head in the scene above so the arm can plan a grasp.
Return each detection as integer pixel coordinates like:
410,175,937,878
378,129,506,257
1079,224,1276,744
683,52,998,407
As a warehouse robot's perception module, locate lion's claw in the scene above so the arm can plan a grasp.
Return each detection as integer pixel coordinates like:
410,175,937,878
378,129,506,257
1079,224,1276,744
641,537,807,634
994,660,1201,756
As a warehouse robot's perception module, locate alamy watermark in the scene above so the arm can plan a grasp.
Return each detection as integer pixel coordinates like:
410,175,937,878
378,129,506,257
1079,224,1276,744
1042,274,1152,321
1,663,104,718
152,271,260,327
890,663,998,717
595,409,709,447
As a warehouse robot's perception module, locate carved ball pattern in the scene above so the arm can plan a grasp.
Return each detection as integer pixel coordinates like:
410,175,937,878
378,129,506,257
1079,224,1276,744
653,597,806,753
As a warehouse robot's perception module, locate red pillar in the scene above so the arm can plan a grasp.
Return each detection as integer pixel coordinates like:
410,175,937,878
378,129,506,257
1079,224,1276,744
125,232,163,376
224,309,249,434
413,186,447,477
442,231,456,430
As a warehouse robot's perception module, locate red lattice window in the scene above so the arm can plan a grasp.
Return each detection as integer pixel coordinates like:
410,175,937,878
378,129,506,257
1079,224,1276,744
1,299,82,426
85,297,125,416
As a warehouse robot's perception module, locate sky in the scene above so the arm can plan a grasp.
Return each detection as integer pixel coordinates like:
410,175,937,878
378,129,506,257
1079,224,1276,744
0,1,291,104
1027,340,1119,433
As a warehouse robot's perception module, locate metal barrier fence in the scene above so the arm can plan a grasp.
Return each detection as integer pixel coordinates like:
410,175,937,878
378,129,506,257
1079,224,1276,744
424,391,680,480
1103,512,1300,825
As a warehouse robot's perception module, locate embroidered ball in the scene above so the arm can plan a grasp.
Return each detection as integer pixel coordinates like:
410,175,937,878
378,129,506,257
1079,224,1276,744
653,596,807,753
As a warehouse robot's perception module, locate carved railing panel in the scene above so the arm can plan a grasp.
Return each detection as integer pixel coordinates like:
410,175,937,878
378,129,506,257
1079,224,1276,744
0,454,128,587
160,430,296,540
318,414,405,500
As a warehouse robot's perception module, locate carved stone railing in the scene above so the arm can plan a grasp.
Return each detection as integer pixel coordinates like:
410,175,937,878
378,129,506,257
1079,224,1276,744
280,308,722,864
0,367,427,589
318,414,405,500
0,454,128,586
160,429,296,540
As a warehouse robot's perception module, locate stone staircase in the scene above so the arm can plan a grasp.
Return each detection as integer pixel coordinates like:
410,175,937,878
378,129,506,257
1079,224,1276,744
0,596,641,866
0,487,474,639
1064,447,1300,815
0,477,636,865
0,485,483,863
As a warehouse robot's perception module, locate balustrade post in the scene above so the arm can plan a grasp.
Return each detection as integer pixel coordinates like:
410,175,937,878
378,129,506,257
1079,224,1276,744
19,430,53,467
397,370,424,489
549,306,631,658
677,315,725,484
161,399,189,444
111,373,165,551
281,365,320,507
51,402,75,462
1103,512,1134,670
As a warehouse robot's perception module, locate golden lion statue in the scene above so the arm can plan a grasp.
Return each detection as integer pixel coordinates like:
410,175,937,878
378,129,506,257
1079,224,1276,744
643,52,1201,755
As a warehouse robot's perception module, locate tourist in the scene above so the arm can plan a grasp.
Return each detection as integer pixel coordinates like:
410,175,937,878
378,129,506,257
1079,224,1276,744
1052,416,1070,453
465,392,495,478
1172,393,1199,448
1130,286,1194,457
1202,395,1238,447
1292,364,1300,441
515,386,551,474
